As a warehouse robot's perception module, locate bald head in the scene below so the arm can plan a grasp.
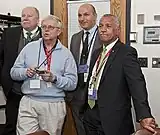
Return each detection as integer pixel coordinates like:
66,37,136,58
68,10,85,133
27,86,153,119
79,4,97,16
78,3,97,30
21,7,39,31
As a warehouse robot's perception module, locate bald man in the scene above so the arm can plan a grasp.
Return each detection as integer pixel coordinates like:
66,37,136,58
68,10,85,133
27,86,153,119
66,3,101,135
0,7,41,135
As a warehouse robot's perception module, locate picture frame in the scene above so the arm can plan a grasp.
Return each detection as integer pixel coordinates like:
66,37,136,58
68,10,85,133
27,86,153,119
143,26,160,44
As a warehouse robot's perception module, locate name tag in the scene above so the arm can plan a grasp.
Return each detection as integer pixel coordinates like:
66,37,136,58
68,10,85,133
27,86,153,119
46,82,52,88
78,64,88,73
88,88,97,100
30,79,40,89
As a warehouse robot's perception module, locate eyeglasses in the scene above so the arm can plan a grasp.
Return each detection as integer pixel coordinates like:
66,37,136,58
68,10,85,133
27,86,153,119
41,25,59,30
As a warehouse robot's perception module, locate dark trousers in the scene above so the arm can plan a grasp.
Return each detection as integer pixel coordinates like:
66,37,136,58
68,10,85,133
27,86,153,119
69,84,88,135
83,104,105,135
1,91,22,135
70,102,86,135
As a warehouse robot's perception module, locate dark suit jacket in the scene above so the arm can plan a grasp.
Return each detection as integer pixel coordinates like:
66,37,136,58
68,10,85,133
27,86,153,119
67,29,101,104
88,40,152,135
0,26,41,98
70,30,100,65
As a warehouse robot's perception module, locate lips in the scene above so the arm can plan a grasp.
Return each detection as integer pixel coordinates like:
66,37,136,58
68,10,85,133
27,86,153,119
100,34,108,37
23,21,30,24
44,33,49,36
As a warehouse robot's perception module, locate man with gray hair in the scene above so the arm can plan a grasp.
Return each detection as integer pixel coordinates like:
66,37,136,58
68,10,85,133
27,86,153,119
83,14,157,135
0,6,41,135
10,15,77,135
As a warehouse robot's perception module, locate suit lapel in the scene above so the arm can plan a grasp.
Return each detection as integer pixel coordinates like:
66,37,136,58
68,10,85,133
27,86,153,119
100,40,121,83
13,27,22,55
74,31,83,64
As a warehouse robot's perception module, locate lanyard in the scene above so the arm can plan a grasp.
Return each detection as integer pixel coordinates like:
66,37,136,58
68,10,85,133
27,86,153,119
44,46,52,71
37,39,58,70
82,26,98,57
95,48,112,77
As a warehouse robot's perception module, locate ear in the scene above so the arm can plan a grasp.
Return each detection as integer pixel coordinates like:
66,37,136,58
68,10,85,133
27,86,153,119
116,26,121,36
57,28,62,36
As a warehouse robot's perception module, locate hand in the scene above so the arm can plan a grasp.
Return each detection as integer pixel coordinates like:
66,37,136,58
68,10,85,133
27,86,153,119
140,118,157,133
39,70,55,82
26,67,36,78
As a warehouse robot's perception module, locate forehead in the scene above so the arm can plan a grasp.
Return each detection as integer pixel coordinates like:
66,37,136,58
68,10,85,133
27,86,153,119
42,19,56,26
78,5,93,14
99,16,114,24
22,8,36,15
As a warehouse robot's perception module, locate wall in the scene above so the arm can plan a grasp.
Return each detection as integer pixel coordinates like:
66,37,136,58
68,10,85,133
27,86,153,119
0,0,50,19
131,0,160,125
67,0,110,47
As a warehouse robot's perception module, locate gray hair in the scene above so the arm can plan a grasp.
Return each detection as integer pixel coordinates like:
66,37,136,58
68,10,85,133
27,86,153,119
41,15,62,28
101,14,120,27
22,7,40,18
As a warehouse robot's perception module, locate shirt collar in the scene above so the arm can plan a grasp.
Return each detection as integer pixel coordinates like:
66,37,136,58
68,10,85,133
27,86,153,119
83,25,98,35
23,27,39,37
40,38,62,50
103,38,119,51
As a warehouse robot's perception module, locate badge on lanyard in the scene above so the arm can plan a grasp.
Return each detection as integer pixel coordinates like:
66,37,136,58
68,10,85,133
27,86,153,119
78,64,88,73
46,82,52,88
29,75,41,89
88,88,97,100
30,79,40,89
88,75,97,100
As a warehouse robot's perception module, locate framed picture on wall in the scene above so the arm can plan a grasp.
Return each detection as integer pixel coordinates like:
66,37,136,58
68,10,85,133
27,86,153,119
143,26,160,44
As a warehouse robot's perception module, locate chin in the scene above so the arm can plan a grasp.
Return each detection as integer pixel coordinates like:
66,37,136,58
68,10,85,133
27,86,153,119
81,25,89,30
23,26,31,31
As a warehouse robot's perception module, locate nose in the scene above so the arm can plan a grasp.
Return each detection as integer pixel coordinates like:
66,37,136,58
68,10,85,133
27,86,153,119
23,15,29,20
99,26,107,33
79,15,84,21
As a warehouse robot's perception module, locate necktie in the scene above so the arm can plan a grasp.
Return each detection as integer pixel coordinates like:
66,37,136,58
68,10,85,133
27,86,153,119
26,31,32,44
78,31,90,86
80,31,90,64
88,46,107,109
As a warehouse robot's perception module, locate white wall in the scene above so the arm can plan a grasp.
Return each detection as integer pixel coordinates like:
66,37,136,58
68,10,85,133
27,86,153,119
67,0,110,47
0,0,50,19
131,0,160,125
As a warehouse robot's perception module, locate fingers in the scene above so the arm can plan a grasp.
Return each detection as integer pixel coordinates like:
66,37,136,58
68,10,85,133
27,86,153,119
41,71,54,82
144,125,155,133
39,70,52,77
26,68,36,77
140,118,157,133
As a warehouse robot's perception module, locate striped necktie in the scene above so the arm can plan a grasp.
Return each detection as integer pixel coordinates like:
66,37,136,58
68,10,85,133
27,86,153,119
26,31,32,44
88,45,107,109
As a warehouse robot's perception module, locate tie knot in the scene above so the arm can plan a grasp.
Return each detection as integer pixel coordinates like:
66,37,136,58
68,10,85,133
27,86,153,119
26,31,32,37
85,31,90,35
103,46,107,53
